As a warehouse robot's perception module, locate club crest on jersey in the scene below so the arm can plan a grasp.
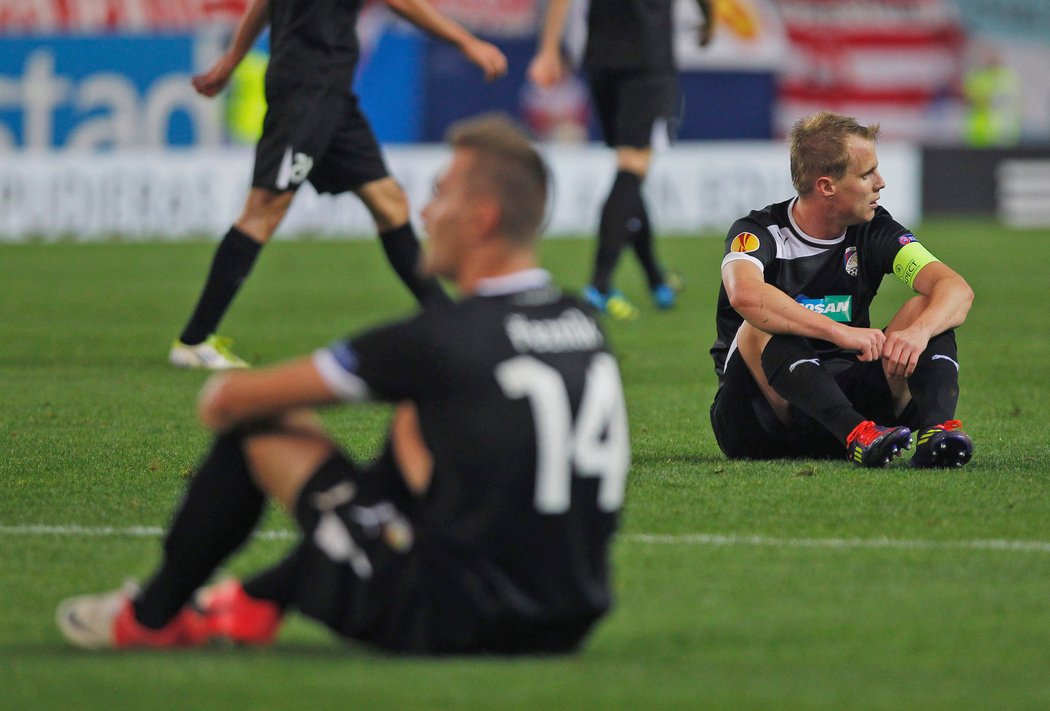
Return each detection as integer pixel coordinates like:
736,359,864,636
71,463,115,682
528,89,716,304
843,246,859,277
730,232,760,253
796,294,853,322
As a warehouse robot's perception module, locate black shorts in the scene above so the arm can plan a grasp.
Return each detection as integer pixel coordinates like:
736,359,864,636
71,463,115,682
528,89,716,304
710,349,899,460
289,448,594,654
289,447,422,649
252,80,389,195
586,68,680,148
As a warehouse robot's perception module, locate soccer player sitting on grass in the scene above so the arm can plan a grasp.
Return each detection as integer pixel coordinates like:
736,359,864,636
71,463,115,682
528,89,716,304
709,111,975,468
57,115,630,654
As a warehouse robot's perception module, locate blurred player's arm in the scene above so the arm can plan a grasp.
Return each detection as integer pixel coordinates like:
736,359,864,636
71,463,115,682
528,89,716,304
383,0,507,80
527,0,572,87
723,260,887,362
695,0,715,47
197,356,346,433
881,262,974,377
198,354,434,492
192,0,270,97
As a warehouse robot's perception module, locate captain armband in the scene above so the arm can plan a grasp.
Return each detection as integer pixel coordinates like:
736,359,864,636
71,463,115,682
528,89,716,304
892,242,940,289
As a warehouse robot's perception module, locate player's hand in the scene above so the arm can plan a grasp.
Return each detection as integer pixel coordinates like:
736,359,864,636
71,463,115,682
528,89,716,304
192,56,237,97
881,327,930,378
526,50,565,87
463,38,508,81
835,325,886,362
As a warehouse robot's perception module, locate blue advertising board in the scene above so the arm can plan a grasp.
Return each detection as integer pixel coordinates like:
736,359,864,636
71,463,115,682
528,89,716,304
0,34,216,150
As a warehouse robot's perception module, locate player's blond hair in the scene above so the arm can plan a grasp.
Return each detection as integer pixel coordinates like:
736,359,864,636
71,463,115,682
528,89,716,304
789,112,881,196
446,113,549,246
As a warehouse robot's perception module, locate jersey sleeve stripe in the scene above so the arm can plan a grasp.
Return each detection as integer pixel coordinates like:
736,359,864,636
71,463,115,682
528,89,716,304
312,348,372,402
721,252,764,272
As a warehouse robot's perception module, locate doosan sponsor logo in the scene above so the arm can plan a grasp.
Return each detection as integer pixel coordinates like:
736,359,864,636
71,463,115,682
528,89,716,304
796,295,852,322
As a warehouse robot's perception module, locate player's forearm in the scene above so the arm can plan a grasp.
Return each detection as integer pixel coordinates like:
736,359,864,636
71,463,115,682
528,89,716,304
731,282,840,342
383,0,475,49
536,0,572,54
197,357,338,432
226,0,270,65
907,274,974,338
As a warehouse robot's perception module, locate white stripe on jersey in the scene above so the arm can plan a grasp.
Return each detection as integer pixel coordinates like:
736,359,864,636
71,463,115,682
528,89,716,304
778,196,845,260
312,348,372,402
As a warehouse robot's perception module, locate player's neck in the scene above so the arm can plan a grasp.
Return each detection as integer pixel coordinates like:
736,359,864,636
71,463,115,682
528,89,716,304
792,197,846,240
457,247,538,296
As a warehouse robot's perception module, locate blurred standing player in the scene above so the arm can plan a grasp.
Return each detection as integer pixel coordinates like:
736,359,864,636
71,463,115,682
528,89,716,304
58,115,630,654
169,0,508,369
527,0,714,319
710,112,975,468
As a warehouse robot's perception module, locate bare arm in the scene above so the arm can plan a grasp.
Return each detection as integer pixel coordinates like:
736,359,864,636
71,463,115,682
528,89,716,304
722,260,887,361
197,356,340,432
383,0,507,80
527,0,573,87
192,0,270,97
881,262,974,377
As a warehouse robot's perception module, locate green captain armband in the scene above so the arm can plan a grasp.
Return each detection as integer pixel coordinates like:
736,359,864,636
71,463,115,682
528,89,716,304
892,241,940,289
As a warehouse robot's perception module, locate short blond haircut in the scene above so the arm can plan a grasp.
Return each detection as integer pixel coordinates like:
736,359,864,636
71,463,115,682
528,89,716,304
446,113,549,245
789,112,881,196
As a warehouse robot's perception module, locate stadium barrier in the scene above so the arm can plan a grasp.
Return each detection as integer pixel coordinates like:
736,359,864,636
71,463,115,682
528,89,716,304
0,142,921,242
921,146,1050,227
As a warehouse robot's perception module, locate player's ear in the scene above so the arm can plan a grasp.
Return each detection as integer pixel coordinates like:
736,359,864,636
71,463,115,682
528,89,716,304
473,194,502,237
816,176,836,198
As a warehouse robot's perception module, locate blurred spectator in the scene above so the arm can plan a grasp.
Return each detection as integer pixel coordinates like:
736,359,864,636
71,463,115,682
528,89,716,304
963,44,1021,147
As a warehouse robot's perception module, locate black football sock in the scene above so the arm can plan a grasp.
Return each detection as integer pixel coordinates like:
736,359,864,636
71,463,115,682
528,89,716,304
179,227,262,345
242,546,304,608
592,171,645,293
628,204,665,289
906,329,960,428
761,335,866,444
134,430,266,629
379,224,450,308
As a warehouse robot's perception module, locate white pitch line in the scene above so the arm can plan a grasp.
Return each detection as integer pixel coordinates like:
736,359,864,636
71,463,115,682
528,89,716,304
0,524,295,540
2,525,1050,553
623,533,1050,553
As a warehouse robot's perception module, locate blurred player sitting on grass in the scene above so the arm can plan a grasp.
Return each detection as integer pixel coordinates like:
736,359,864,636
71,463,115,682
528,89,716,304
58,115,630,655
709,111,975,468
169,0,507,370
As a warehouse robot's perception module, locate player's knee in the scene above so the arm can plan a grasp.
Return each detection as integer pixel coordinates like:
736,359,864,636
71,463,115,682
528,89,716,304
615,147,651,177
243,412,336,510
760,334,815,383
237,190,294,242
358,178,410,231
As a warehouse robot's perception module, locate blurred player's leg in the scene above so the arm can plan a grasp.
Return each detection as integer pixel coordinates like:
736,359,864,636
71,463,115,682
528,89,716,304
585,170,641,319
171,188,294,368
56,429,270,649
134,429,268,630
356,177,450,307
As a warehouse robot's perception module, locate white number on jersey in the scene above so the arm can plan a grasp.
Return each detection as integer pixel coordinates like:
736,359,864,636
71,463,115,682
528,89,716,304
495,353,629,514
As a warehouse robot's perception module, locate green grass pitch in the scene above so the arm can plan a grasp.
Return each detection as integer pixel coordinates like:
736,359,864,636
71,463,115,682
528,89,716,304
2,219,1049,709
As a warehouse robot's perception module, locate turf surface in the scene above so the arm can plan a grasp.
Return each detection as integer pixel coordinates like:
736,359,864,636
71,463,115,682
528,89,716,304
2,220,1049,709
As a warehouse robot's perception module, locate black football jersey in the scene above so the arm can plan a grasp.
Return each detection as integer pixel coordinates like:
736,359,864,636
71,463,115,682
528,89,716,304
711,199,929,379
321,271,629,625
267,0,364,89
585,0,676,71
